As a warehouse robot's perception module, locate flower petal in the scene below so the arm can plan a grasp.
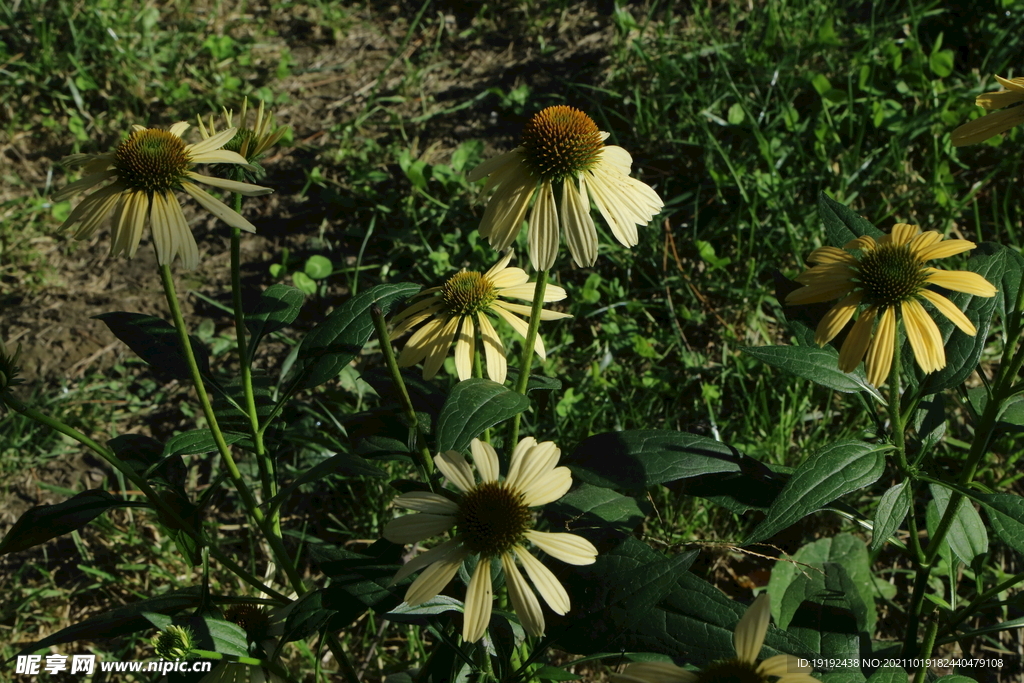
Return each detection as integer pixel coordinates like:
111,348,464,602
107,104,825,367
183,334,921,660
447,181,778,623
477,313,507,384
733,593,770,663
889,223,920,246
422,315,461,380
529,179,559,270
186,126,237,156
468,148,522,183
506,440,560,495
186,171,272,196
758,654,810,677
952,105,1024,146
520,466,572,507
489,303,546,360
915,238,976,261
865,305,896,386
397,317,445,366
562,176,598,267
483,248,517,281
806,246,857,265
516,546,570,614
405,545,469,605
814,292,863,345
180,182,257,232
525,530,598,565
52,170,117,201
463,559,493,642
902,298,945,374
453,316,474,381
919,289,976,335
614,662,697,683
479,163,535,250
393,491,460,515
838,305,876,374
383,513,456,544
923,268,997,296
470,438,500,483
392,538,464,584
502,552,545,637
435,449,476,493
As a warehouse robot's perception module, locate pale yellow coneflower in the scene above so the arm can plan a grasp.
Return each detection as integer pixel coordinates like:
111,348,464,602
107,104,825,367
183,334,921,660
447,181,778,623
384,437,598,642
54,122,272,270
390,249,571,384
786,223,996,386
468,105,664,269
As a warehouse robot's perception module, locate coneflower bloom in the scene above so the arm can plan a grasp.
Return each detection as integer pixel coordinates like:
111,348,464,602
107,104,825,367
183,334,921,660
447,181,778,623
786,223,996,386
54,122,272,270
468,105,663,269
384,437,598,642
952,75,1024,146
611,594,820,683
390,249,571,384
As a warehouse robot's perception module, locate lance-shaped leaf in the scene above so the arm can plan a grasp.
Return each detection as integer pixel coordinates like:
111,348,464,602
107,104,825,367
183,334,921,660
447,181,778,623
435,378,529,453
566,430,761,493
870,481,911,552
0,490,139,555
742,345,884,402
245,283,305,363
976,492,1024,557
747,441,887,544
94,312,210,379
292,282,420,388
162,429,247,457
306,540,406,631
929,484,988,566
818,192,885,248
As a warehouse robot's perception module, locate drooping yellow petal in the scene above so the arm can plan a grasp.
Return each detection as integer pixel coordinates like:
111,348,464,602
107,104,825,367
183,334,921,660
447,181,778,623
919,289,976,335
915,238,976,261
453,316,474,381
434,450,476,493
383,513,457,545
463,559,493,642
838,305,877,374
733,593,771,664
502,552,545,637
404,545,469,605
525,530,598,565
952,105,1024,146
902,298,945,373
528,179,559,270
865,306,896,386
562,176,598,267
516,547,571,614
814,292,863,345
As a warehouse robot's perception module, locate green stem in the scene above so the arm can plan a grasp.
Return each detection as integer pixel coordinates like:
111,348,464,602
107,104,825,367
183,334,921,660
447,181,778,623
914,616,939,682
325,632,362,683
0,394,287,601
942,571,1024,638
506,270,548,450
370,305,435,484
229,191,278,536
159,264,305,596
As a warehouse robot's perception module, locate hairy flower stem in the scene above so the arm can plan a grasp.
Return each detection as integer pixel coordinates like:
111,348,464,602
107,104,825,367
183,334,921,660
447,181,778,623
228,189,279,539
507,270,548,451
160,264,305,596
0,393,287,600
370,305,435,485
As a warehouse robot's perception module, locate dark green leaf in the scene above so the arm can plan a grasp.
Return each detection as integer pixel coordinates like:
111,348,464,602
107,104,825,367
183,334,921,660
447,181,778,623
94,312,209,380
14,587,202,656
283,590,337,643
109,434,187,491
930,484,988,565
293,282,420,389
385,595,465,622
0,490,130,555
245,284,304,362
768,534,876,634
742,345,884,402
550,484,645,540
747,441,887,544
566,430,759,493
162,429,246,457
435,379,530,453
555,538,697,648
784,562,862,663
870,481,911,552
818,192,885,248
976,492,1024,556
867,667,908,683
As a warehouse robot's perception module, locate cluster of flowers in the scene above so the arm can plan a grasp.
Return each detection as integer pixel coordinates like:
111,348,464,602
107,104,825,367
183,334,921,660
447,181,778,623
48,71,1009,677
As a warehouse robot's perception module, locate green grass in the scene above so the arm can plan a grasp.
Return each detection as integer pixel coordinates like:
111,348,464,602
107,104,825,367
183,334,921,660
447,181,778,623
4,0,1024,678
